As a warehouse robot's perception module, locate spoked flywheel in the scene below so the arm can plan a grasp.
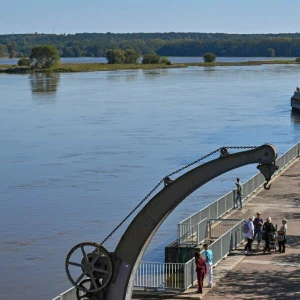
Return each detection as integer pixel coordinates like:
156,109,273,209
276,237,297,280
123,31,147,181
65,242,113,293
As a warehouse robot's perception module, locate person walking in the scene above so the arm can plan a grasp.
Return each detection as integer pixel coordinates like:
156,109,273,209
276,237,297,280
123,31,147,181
242,216,254,254
253,212,264,251
262,217,276,253
194,252,207,294
203,244,213,288
234,178,243,210
277,219,287,253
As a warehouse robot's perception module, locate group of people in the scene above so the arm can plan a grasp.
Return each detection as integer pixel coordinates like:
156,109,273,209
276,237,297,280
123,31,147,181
193,178,288,293
194,244,213,294
233,178,288,254
242,212,288,255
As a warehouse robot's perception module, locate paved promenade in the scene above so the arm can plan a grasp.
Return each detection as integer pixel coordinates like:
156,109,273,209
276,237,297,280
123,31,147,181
133,158,300,300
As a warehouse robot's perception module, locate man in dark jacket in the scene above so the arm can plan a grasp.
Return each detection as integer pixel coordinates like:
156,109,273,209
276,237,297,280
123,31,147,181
253,212,264,251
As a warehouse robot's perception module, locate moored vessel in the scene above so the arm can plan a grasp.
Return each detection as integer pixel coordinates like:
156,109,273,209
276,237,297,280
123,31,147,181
291,87,300,112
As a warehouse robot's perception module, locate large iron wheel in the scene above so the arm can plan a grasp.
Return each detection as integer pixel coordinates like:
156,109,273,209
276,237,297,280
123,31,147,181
65,242,113,293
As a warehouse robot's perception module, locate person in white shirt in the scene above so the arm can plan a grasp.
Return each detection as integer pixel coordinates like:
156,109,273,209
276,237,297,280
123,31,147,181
242,216,254,254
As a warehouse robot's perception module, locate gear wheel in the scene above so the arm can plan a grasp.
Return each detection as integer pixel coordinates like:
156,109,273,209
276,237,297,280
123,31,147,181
76,279,104,300
65,242,113,293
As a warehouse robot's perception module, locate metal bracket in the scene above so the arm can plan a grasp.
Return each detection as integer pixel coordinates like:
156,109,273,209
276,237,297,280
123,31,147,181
220,147,230,158
257,161,279,190
163,176,173,187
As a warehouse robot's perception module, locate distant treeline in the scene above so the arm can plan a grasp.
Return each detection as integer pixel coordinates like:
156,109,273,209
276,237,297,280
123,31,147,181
1,32,300,58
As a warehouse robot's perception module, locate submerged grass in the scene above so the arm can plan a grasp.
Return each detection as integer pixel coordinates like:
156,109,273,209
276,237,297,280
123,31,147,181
0,60,299,74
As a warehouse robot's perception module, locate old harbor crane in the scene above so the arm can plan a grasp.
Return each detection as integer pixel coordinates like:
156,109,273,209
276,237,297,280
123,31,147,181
65,144,278,300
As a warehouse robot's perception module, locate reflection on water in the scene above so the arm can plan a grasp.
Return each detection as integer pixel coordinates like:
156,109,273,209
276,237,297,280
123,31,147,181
291,111,300,125
142,69,168,79
106,70,138,82
29,73,60,94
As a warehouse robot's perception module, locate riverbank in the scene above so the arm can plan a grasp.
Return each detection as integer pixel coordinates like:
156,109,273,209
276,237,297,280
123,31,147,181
0,59,299,74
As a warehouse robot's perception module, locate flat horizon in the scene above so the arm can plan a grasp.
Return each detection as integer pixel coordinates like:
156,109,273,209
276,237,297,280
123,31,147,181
1,31,300,35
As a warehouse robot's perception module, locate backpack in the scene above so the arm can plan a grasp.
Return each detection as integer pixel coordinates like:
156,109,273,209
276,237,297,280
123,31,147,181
242,222,249,234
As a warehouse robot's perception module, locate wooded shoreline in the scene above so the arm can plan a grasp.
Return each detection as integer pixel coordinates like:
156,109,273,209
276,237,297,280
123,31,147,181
0,60,299,74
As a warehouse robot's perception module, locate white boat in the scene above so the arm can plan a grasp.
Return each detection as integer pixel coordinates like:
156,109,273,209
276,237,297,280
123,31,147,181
291,88,300,112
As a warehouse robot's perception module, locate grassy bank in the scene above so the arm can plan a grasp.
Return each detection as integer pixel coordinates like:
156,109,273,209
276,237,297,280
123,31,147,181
0,60,299,74
0,63,186,73
186,59,299,67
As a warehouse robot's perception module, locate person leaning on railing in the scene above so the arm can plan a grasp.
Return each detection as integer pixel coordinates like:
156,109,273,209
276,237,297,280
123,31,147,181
234,178,243,210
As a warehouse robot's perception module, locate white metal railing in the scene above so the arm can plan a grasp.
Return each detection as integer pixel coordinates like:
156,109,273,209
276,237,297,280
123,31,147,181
208,218,242,239
134,262,185,290
53,286,80,300
209,220,244,266
184,219,245,289
177,218,207,245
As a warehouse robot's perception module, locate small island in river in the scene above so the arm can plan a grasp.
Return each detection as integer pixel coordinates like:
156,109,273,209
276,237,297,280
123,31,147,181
0,59,299,74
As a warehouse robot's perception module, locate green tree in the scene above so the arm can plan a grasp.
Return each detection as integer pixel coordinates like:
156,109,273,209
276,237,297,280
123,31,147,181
159,56,171,64
62,46,74,57
266,48,275,57
203,52,217,63
105,49,125,64
29,45,60,69
296,57,300,62
0,43,8,57
7,40,17,58
17,57,30,66
142,53,161,64
124,49,140,63
73,46,82,57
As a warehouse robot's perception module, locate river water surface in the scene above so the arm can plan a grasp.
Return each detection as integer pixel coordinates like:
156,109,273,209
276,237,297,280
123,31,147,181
0,64,300,299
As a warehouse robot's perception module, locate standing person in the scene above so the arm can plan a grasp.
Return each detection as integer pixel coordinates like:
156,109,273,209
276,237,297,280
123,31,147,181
253,212,264,251
203,244,213,288
234,178,243,210
242,216,255,254
262,217,276,253
194,252,207,294
277,219,288,253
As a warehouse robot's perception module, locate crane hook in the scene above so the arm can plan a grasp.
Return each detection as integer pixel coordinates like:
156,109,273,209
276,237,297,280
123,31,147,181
264,181,271,190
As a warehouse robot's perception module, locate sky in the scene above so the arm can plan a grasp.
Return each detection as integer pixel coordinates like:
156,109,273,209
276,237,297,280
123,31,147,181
0,0,300,35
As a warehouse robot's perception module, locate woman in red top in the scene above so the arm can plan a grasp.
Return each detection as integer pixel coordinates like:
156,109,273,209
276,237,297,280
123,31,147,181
194,251,207,293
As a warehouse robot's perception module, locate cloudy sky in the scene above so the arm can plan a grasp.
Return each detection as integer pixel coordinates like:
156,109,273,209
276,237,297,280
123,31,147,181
1,0,299,34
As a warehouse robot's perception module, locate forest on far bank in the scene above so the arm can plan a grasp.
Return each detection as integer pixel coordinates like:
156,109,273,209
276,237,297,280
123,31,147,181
1,32,300,58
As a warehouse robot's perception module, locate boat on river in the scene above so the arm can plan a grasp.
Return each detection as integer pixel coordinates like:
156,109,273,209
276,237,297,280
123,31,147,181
291,88,300,112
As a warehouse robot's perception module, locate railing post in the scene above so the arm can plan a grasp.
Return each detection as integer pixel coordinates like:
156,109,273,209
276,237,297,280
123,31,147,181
232,190,236,208
184,263,188,289
191,259,194,288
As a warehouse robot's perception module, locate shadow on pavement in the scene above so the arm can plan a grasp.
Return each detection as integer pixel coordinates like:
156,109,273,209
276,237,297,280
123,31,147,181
204,268,300,300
